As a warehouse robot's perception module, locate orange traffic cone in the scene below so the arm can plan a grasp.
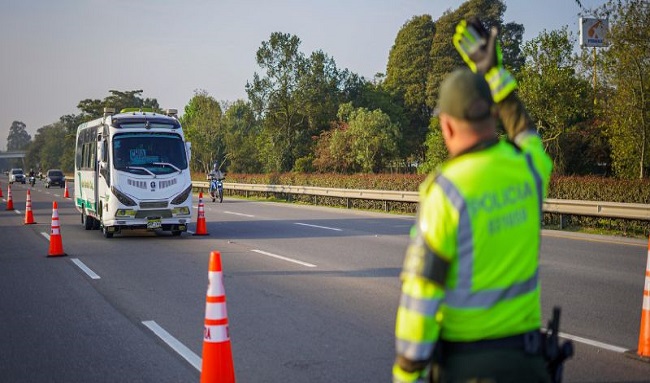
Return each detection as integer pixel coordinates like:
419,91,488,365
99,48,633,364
193,192,209,236
637,236,650,358
47,201,67,257
201,251,235,383
6,184,14,211
0,181,3,198
24,189,36,224
63,180,70,198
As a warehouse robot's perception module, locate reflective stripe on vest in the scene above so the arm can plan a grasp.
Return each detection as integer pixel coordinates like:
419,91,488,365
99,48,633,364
525,152,543,217
396,338,435,361
435,153,543,309
399,293,443,317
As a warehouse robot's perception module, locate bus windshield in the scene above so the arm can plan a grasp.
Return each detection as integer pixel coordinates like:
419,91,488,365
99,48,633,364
113,133,187,175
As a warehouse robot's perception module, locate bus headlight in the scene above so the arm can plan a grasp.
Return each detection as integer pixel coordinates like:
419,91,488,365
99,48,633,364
116,209,136,217
172,207,190,215
171,185,192,205
111,186,137,206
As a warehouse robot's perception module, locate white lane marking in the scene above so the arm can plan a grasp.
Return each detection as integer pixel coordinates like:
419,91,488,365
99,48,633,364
251,249,317,268
41,232,50,240
224,211,255,218
142,320,202,371
558,331,628,353
70,258,101,280
14,209,22,214
294,222,342,232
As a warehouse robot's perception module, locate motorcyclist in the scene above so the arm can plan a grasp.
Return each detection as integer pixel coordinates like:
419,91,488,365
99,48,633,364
207,163,225,202
207,163,224,181
28,168,36,186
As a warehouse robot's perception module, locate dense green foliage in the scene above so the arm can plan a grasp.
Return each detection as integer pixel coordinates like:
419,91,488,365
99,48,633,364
179,90,224,173
598,0,650,178
7,121,30,151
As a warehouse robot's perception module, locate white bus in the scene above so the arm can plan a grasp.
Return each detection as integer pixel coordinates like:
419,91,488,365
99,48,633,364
74,108,193,238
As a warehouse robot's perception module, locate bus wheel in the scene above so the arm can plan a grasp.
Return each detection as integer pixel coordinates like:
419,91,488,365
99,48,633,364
102,225,114,238
82,210,94,230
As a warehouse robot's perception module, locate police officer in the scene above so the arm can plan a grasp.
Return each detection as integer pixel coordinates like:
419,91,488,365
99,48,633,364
393,18,553,383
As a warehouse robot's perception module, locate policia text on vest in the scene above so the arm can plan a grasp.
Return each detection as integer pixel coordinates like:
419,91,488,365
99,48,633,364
467,181,532,236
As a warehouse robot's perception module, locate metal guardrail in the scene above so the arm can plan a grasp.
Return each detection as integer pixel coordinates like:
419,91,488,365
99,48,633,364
193,181,650,221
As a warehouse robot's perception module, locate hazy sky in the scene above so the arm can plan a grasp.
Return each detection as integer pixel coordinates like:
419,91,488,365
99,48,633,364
0,0,606,150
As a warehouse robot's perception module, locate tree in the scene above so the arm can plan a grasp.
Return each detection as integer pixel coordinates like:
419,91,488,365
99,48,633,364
384,15,435,166
57,114,85,172
222,100,263,173
347,107,400,173
298,50,343,137
419,117,448,174
246,32,309,172
420,0,523,174
7,121,31,151
426,0,523,110
597,0,650,178
180,90,223,174
77,90,160,118
518,27,594,174
25,123,67,172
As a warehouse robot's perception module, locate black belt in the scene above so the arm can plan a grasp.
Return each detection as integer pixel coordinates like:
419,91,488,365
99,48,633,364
441,330,542,355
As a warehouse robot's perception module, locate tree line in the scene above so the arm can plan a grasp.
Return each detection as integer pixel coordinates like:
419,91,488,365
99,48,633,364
4,0,649,179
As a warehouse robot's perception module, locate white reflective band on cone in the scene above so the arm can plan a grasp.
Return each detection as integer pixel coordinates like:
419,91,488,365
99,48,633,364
204,324,229,343
51,228,60,235
207,271,225,296
205,302,227,321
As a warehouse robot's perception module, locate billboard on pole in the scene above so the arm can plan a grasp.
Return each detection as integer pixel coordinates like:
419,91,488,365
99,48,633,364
580,18,609,47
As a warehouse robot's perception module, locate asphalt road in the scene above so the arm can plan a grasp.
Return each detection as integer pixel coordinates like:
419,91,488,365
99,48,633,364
1,179,650,382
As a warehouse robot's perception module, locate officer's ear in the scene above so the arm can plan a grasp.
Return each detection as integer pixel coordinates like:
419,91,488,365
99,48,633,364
440,113,454,142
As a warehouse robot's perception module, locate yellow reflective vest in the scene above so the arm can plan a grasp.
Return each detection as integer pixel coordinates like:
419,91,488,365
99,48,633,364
393,131,552,382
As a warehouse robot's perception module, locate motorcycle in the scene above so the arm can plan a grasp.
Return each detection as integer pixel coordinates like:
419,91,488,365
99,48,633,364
29,175,36,187
209,176,224,203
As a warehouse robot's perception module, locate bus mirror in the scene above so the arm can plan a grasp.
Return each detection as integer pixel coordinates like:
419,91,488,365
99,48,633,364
186,142,192,162
99,161,107,171
98,143,105,161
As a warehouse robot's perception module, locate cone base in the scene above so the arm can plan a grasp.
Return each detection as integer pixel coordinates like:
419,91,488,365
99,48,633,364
47,252,68,258
193,232,210,236
24,222,37,225
624,350,650,363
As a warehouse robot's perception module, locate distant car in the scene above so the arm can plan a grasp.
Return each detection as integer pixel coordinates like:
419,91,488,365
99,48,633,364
9,168,25,184
45,169,65,188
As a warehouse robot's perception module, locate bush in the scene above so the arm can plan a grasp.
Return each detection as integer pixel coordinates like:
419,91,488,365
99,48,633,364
212,173,650,237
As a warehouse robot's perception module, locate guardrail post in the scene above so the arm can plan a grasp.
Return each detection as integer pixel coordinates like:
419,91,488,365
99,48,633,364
346,198,351,209
384,200,389,212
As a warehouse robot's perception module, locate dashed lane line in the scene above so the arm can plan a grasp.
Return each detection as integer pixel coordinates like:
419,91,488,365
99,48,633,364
294,222,342,231
251,249,316,268
142,320,202,371
70,258,101,280
224,211,255,218
557,331,628,353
